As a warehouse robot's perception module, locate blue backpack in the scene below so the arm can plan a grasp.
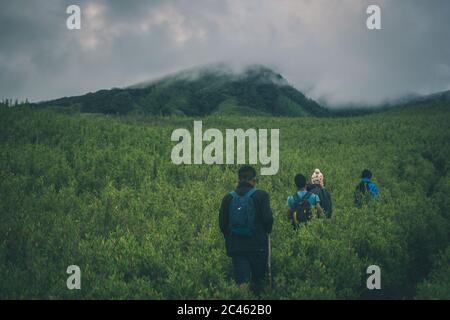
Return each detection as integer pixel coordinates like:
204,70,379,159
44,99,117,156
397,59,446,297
228,188,258,237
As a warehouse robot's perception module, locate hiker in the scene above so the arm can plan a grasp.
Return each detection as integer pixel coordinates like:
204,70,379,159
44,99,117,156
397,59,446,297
354,169,380,206
287,174,323,230
308,169,333,219
219,165,273,294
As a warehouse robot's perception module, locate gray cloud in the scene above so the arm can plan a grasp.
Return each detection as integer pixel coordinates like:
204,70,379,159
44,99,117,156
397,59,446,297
0,0,449,106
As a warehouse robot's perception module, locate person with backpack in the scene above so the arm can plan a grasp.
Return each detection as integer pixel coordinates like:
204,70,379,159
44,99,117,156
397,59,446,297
354,169,380,206
308,169,333,219
219,165,273,294
287,174,323,230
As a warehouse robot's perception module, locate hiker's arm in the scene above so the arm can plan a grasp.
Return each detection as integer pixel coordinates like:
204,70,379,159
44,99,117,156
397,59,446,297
315,203,323,217
261,192,273,234
286,207,295,220
219,195,230,236
286,196,294,220
370,183,380,196
328,192,332,216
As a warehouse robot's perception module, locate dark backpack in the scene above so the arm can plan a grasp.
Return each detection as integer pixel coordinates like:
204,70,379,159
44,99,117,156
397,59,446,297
354,181,369,207
292,192,313,229
310,186,332,219
228,188,257,237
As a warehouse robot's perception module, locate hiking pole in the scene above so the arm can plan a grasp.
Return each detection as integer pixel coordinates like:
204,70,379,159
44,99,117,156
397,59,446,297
267,234,272,290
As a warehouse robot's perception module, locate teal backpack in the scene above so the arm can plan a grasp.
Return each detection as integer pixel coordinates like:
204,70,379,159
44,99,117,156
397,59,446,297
228,188,257,237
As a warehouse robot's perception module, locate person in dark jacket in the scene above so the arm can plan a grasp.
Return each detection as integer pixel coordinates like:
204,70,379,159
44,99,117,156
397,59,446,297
308,168,333,218
219,165,273,294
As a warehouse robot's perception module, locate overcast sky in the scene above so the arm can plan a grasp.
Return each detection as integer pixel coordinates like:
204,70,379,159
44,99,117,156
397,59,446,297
1,0,449,106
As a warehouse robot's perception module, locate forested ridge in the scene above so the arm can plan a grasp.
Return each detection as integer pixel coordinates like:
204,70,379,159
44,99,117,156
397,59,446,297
38,65,329,117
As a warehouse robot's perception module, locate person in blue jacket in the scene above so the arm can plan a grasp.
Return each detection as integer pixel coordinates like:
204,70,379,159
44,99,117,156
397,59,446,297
287,174,323,228
354,169,379,206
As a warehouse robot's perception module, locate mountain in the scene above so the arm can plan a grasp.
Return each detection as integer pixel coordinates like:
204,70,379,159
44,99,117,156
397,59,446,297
400,89,450,105
40,64,329,117
328,89,450,117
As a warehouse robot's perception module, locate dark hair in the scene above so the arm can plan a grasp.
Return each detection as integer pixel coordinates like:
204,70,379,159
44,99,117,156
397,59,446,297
294,174,307,189
362,169,372,179
238,165,257,182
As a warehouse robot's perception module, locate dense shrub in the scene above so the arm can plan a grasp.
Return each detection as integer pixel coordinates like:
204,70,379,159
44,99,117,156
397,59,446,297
416,246,450,299
0,104,449,299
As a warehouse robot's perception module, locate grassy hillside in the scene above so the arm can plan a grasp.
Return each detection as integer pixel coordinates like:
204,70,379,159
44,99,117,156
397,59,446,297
0,102,449,299
39,65,329,117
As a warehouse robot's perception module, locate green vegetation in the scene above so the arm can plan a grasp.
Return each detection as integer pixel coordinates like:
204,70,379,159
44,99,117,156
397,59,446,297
416,246,450,299
0,101,449,299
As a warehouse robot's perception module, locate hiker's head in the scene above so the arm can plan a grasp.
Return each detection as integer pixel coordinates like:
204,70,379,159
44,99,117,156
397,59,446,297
294,174,307,190
311,168,324,187
238,165,257,186
362,169,372,179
